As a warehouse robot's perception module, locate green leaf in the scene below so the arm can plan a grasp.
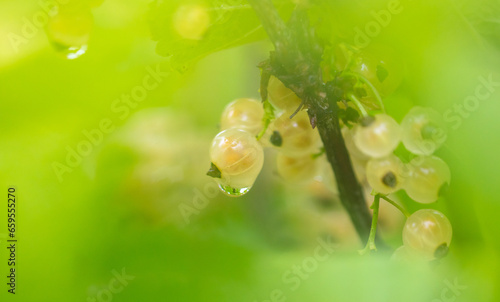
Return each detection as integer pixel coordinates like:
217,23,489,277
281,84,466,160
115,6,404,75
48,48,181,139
450,0,500,51
338,106,361,127
206,162,222,178
148,0,292,72
269,130,282,147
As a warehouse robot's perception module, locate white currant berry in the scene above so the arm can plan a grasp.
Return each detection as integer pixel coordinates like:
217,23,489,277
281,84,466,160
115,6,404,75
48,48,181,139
270,110,320,156
267,76,302,113
209,128,264,196
353,114,401,158
315,156,338,194
401,107,447,155
366,155,404,194
220,98,264,136
404,156,450,204
342,127,370,160
391,246,412,262
402,209,452,261
173,4,210,40
276,153,318,184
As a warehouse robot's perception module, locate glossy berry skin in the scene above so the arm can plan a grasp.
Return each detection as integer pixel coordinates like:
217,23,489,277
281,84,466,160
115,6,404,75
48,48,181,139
271,110,320,156
220,98,264,136
404,156,451,204
353,114,401,158
276,153,318,184
209,128,264,194
401,107,447,155
391,246,416,262
342,127,370,161
318,155,339,194
267,76,302,113
402,209,452,261
173,4,210,40
366,155,404,194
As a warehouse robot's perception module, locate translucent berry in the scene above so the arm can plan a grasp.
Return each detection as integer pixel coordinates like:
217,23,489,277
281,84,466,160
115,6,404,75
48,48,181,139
366,155,404,194
391,246,412,262
209,128,264,196
271,110,320,156
220,98,264,136
317,155,339,194
353,114,401,158
342,127,370,160
402,209,452,261
401,107,447,155
404,156,451,204
267,76,302,113
276,153,318,184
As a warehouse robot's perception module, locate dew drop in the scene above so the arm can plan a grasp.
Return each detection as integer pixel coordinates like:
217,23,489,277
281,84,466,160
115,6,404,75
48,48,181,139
218,184,250,197
50,41,88,60
46,8,93,60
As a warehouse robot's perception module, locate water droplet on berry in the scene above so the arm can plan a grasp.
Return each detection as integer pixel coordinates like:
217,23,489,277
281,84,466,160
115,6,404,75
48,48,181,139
218,184,250,197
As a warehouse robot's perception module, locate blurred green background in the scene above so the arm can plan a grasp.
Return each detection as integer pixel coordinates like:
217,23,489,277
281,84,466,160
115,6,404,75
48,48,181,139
1,0,500,301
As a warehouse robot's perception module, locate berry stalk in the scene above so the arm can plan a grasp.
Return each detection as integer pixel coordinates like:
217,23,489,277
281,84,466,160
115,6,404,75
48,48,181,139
359,195,381,255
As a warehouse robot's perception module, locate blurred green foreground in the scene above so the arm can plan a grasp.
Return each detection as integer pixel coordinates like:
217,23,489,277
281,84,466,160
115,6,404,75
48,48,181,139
1,0,500,301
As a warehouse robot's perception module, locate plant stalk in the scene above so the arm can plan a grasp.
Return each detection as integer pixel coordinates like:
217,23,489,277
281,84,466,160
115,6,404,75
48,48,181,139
248,0,382,245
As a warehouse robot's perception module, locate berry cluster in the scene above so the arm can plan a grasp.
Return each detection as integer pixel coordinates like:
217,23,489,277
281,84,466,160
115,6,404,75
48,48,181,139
207,44,453,261
207,93,327,196
357,108,450,203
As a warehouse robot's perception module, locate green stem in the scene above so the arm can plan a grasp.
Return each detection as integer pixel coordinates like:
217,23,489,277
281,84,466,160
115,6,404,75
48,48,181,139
359,195,380,255
348,93,368,117
256,119,270,140
344,72,385,113
256,99,275,141
380,195,410,218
